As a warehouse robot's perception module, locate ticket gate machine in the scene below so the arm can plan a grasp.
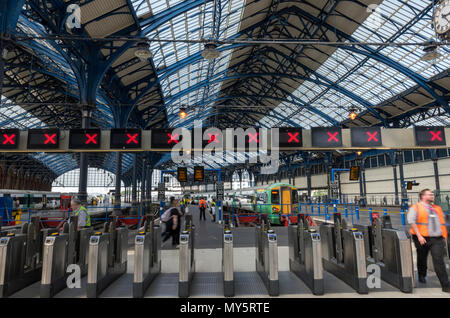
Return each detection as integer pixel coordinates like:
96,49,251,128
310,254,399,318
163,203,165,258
320,213,368,294
40,215,92,297
255,216,279,296
87,217,128,298
222,216,234,297
133,215,161,298
179,215,195,297
288,214,324,295
0,217,48,297
353,215,414,293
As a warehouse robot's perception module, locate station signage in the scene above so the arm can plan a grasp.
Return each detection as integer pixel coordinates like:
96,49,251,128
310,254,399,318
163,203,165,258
349,166,360,181
351,127,382,147
194,166,204,182
151,129,182,150
0,129,20,149
311,127,342,147
177,167,188,183
277,127,302,148
69,129,101,149
110,128,141,149
27,128,60,149
414,126,446,146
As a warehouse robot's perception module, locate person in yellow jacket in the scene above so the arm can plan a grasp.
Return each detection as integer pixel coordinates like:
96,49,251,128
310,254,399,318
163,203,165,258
408,189,449,292
71,198,92,230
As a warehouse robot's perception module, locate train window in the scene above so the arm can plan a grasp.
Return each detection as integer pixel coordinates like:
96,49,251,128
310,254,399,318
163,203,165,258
271,190,280,204
292,190,299,204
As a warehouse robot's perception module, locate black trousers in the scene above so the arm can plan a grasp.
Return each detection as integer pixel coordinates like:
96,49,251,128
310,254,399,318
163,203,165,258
412,235,449,288
163,223,180,245
199,207,206,220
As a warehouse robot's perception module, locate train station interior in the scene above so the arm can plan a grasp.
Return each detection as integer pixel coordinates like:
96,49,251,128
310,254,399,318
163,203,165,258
0,0,449,302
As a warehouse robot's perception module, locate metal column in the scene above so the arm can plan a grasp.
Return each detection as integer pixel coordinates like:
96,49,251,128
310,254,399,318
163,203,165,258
114,152,122,213
141,158,146,204
306,167,312,203
433,158,441,193
78,109,91,204
132,155,137,206
397,151,406,203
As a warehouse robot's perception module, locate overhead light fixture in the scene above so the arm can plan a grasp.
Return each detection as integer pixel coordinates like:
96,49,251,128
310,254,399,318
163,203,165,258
135,41,152,61
356,151,362,156
349,107,358,121
421,40,442,62
202,42,220,60
179,107,188,119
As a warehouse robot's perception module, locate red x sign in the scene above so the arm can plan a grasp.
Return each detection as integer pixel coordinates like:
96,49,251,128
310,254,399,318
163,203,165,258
85,133,98,145
168,133,179,144
44,133,57,145
3,134,16,145
366,131,378,142
248,133,259,143
208,133,219,143
430,131,442,141
288,132,299,143
327,132,338,142
127,133,139,144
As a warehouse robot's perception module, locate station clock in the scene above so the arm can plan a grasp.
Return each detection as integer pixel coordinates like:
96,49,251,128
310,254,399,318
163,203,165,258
433,0,450,40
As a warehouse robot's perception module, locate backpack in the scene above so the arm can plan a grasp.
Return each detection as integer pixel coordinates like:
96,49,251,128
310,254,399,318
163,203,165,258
161,207,174,223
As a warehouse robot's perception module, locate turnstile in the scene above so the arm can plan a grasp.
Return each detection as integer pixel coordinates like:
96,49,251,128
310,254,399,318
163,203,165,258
354,215,414,293
40,215,92,297
133,216,162,298
320,213,368,294
288,214,324,295
0,217,48,297
222,220,234,297
255,218,278,296
87,217,128,298
179,215,195,298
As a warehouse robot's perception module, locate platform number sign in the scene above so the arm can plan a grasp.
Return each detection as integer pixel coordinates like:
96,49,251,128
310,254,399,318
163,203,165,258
27,129,60,149
311,127,342,148
0,129,20,149
151,129,182,150
351,127,382,147
177,167,188,183
158,182,165,202
69,129,101,149
278,127,302,148
216,181,224,201
414,126,446,146
110,129,141,149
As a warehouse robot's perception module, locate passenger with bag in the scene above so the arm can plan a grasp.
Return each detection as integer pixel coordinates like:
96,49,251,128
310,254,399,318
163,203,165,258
161,198,181,248
209,199,217,222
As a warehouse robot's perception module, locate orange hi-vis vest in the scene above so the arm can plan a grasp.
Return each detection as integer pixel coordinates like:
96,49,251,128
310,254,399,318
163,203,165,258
199,199,206,208
409,203,448,238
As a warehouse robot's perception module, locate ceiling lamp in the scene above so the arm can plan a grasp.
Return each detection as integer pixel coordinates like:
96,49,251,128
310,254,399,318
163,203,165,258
356,151,362,156
135,41,152,61
421,40,442,61
202,42,220,60
349,107,358,121
179,107,188,119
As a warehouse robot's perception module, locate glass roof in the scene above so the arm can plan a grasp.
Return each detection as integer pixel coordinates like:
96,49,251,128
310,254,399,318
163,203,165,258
260,0,450,129
141,0,245,128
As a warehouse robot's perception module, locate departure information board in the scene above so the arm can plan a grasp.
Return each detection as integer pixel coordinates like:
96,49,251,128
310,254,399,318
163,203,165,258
177,167,188,183
194,166,204,182
277,127,302,148
0,129,20,149
110,129,141,149
27,129,60,149
69,129,101,149
349,166,360,181
414,126,446,146
351,127,382,147
311,127,342,147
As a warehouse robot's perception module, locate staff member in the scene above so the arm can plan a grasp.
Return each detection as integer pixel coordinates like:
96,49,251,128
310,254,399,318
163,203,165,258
71,198,91,230
408,189,449,292
199,197,207,221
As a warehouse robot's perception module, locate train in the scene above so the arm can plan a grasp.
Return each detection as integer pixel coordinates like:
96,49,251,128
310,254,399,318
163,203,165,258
0,190,76,210
187,183,300,225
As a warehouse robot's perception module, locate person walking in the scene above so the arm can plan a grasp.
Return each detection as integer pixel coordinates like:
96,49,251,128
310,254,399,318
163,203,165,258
210,199,217,222
162,198,181,248
70,198,91,230
199,197,207,221
408,188,450,292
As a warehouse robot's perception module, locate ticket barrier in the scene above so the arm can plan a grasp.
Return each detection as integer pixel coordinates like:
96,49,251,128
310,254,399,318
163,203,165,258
133,215,161,298
320,213,368,294
179,215,195,297
353,215,414,293
87,217,128,298
222,217,234,297
255,216,278,296
40,215,92,297
0,217,51,297
288,214,324,295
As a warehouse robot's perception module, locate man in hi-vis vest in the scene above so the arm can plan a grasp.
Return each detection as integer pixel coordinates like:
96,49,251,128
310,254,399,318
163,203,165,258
71,197,91,230
408,189,449,292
